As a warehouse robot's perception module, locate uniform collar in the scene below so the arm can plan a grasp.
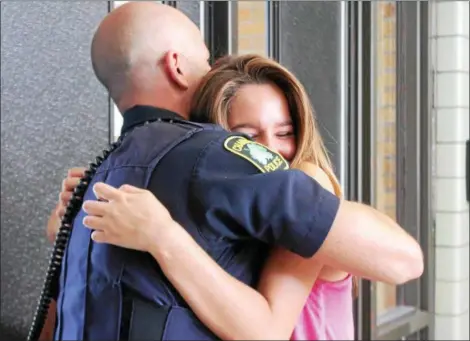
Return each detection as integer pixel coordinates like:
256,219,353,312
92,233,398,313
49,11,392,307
121,105,186,135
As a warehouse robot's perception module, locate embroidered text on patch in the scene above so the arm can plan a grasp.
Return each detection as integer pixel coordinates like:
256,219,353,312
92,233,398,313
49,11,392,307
223,136,289,173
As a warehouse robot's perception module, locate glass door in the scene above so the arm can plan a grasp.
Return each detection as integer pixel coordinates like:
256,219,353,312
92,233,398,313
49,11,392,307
355,1,434,340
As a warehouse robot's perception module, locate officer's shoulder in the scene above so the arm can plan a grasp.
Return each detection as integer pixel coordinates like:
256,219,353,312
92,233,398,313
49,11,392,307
185,132,290,175
172,119,224,132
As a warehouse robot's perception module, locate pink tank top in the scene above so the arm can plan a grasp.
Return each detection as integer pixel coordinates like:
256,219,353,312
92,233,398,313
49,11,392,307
291,274,354,340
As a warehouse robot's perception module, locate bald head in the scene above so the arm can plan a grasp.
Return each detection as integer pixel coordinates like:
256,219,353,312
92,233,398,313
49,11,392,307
91,2,209,114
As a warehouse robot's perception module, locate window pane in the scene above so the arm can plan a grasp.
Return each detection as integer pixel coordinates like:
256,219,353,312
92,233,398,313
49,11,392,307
372,1,398,317
237,1,268,55
176,1,200,28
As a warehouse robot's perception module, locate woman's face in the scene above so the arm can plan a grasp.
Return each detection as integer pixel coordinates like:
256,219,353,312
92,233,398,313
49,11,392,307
227,83,297,162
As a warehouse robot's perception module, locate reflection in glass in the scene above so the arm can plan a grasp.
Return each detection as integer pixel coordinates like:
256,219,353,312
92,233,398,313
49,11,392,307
372,1,399,317
237,1,268,56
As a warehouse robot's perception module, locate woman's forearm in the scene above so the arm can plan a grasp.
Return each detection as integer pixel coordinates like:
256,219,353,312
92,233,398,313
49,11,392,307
148,221,277,340
39,299,56,341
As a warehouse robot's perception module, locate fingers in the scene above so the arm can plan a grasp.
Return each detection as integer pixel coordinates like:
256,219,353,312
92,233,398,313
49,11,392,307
57,187,75,220
83,200,109,217
56,206,65,219
90,230,108,244
119,184,143,194
60,191,72,204
61,168,86,192
91,231,124,250
62,177,81,192
92,183,121,201
83,215,107,231
68,167,87,177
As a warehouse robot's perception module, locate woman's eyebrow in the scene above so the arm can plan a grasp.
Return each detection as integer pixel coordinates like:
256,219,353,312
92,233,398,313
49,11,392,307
276,121,293,128
230,123,256,130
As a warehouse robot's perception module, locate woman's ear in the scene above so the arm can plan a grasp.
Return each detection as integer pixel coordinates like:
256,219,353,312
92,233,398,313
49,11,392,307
162,50,189,90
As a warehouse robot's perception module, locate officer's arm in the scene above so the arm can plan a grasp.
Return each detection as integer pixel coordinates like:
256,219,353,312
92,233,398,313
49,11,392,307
190,135,424,280
189,141,338,257
194,171,423,283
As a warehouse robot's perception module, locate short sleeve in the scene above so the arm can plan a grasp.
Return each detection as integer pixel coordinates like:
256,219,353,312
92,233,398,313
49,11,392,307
189,134,340,258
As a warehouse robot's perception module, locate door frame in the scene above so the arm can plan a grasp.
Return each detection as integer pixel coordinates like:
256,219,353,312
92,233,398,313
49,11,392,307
352,1,435,340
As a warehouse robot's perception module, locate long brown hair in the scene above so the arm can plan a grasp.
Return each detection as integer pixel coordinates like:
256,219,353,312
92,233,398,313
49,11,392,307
191,54,358,297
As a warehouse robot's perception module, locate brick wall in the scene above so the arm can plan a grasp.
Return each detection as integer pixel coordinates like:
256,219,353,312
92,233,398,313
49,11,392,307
431,2,469,340
374,1,398,316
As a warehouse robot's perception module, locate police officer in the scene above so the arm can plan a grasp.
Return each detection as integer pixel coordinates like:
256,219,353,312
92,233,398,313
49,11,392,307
43,3,423,341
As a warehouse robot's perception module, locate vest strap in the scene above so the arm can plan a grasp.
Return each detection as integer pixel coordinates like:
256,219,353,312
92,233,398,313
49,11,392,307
120,295,169,341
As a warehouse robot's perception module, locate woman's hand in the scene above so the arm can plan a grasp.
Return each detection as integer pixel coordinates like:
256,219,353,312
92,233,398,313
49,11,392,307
46,167,87,242
82,182,175,252
57,167,87,218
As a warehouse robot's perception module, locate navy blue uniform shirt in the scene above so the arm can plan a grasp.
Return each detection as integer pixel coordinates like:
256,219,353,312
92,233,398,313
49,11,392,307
122,106,340,261
55,105,342,341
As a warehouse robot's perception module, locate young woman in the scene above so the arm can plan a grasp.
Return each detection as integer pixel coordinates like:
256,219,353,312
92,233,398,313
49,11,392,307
185,54,354,340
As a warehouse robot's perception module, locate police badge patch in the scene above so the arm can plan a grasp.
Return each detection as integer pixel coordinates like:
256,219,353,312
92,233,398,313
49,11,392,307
223,135,289,173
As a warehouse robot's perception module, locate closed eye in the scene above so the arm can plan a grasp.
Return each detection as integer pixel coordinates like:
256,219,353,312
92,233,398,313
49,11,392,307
232,128,257,139
277,131,294,137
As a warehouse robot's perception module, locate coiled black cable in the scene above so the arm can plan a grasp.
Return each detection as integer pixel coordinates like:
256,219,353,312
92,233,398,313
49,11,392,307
27,140,121,341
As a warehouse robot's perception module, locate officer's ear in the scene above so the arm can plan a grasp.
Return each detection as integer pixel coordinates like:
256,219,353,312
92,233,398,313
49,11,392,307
162,50,189,91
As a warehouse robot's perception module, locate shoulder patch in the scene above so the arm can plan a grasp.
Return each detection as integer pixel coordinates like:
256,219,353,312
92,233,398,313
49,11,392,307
223,135,289,173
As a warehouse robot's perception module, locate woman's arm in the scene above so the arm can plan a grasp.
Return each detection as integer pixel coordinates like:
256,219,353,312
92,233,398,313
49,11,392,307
150,223,323,340
47,168,87,243
39,300,56,341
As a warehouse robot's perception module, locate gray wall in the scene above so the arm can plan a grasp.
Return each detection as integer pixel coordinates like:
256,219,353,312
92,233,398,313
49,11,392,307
280,1,348,182
0,2,110,339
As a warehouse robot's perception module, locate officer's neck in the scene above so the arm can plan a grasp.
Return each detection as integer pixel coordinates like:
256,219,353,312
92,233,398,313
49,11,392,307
116,93,190,120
